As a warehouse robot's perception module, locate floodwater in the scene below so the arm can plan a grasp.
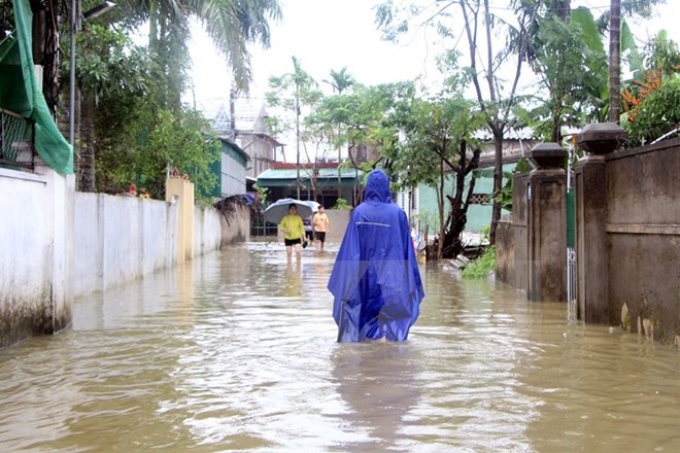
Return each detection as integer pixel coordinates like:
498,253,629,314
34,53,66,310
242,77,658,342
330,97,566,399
1,240,679,453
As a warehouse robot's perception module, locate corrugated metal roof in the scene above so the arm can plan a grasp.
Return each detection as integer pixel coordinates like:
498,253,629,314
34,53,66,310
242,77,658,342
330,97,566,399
257,167,361,188
219,137,250,162
258,167,358,180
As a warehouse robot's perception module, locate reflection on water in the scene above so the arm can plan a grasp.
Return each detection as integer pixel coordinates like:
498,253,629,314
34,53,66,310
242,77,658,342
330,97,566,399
0,240,679,452
331,342,422,453
280,260,302,298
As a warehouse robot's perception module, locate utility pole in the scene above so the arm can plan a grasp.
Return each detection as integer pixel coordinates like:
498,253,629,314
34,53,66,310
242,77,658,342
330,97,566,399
229,86,236,140
295,88,301,200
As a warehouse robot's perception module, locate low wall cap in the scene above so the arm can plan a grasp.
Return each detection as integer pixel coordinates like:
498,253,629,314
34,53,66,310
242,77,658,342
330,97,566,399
527,142,567,170
577,122,627,154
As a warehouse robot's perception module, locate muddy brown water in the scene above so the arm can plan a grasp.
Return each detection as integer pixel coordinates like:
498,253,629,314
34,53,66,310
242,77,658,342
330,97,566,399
1,240,679,452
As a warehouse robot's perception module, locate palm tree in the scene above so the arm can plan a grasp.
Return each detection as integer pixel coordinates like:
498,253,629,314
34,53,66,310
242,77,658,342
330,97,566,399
266,56,320,199
70,0,281,191
139,0,282,93
324,67,355,94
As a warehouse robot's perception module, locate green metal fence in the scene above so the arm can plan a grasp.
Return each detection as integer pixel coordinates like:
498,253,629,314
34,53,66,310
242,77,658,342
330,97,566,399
0,108,35,171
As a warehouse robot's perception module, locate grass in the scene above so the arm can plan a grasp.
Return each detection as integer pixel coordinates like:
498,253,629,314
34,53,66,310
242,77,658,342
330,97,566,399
462,246,496,279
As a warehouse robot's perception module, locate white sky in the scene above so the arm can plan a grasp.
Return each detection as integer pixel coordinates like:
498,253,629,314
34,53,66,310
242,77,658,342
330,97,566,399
187,0,442,114
186,0,680,125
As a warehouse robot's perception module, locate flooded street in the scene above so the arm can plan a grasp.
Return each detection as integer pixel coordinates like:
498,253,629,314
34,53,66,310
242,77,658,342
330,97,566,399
1,240,679,452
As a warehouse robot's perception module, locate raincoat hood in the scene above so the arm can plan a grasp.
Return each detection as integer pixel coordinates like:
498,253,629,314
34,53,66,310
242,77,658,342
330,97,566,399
363,169,392,203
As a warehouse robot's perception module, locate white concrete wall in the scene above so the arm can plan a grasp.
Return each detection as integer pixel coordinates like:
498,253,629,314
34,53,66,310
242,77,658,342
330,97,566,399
0,169,49,299
73,193,241,296
74,193,101,296
1,169,247,347
194,206,222,257
219,205,251,245
73,193,182,295
45,168,76,333
0,166,74,347
142,198,177,275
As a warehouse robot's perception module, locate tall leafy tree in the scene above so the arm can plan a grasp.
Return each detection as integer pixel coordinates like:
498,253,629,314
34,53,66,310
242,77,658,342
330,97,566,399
389,94,485,259
519,5,608,142
310,82,416,202
266,56,322,199
621,30,680,144
377,0,535,245
66,23,148,191
65,0,281,191
94,74,221,201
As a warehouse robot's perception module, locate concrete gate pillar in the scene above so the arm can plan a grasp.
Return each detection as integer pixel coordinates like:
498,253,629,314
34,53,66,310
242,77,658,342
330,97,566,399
575,123,627,322
526,143,568,302
166,176,195,263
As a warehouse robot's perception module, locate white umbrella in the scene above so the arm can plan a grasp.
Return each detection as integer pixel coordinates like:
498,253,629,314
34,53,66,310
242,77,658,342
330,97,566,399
306,201,321,212
263,198,314,224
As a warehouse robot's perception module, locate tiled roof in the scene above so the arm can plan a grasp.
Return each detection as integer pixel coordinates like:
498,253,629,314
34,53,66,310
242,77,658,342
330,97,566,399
203,97,270,135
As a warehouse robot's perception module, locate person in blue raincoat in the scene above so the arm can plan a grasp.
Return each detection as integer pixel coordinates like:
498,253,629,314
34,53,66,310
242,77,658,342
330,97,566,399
327,169,424,342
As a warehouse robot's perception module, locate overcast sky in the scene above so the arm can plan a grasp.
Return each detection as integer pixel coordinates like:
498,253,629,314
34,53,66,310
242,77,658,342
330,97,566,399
188,0,441,113
187,0,680,117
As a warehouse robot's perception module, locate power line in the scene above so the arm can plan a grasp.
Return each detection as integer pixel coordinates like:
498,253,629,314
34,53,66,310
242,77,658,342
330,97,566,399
438,0,663,13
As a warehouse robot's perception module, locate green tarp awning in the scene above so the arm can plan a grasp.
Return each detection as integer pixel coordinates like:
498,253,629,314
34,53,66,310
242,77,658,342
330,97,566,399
0,0,73,174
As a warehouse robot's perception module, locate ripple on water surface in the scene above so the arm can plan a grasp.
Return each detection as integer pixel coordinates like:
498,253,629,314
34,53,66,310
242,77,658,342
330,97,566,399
1,242,679,452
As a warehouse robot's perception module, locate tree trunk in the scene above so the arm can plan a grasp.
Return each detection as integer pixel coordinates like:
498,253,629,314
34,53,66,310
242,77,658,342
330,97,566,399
609,0,621,123
438,144,481,259
489,128,503,246
77,92,96,192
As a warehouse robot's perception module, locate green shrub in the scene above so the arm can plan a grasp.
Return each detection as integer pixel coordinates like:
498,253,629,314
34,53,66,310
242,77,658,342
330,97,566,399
462,246,496,279
333,198,352,210
625,76,680,146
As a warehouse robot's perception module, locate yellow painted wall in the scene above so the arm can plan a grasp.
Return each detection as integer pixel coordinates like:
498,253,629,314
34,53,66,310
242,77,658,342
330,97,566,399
166,176,195,263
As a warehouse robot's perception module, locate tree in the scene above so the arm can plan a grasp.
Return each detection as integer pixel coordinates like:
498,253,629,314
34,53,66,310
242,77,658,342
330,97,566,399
621,30,680,144
65,23,148,191
609,0,621,123
94,90,221,202
61,0,281,192
520,5,608,142
324,67,355,94
606,0,667,122
383,83,485,258
266,57,322,199
121,0,282,93
310,82,416,205
450,0,534,245
377,0,535,245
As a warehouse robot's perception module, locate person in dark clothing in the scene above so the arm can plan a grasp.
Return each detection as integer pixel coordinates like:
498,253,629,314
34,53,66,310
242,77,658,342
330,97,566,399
303,215,314,243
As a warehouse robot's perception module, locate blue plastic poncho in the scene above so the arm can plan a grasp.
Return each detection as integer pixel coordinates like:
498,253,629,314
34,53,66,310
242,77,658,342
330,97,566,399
328,169,424,342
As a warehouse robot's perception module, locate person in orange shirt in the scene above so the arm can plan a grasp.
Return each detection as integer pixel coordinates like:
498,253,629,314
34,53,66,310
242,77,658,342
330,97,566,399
312,206,330,252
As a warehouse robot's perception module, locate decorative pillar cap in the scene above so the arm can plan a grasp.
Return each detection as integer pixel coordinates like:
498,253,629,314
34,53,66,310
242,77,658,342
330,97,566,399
577,122,627,155
527,142,567,171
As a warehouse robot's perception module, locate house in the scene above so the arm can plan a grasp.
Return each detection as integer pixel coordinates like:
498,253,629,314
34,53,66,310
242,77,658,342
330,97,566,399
205,137,251,199
210,95,284,181
402,130,540,234
256,162,361,207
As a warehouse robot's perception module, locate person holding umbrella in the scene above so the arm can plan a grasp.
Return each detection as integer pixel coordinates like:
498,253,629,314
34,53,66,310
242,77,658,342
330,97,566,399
279,204,307,260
